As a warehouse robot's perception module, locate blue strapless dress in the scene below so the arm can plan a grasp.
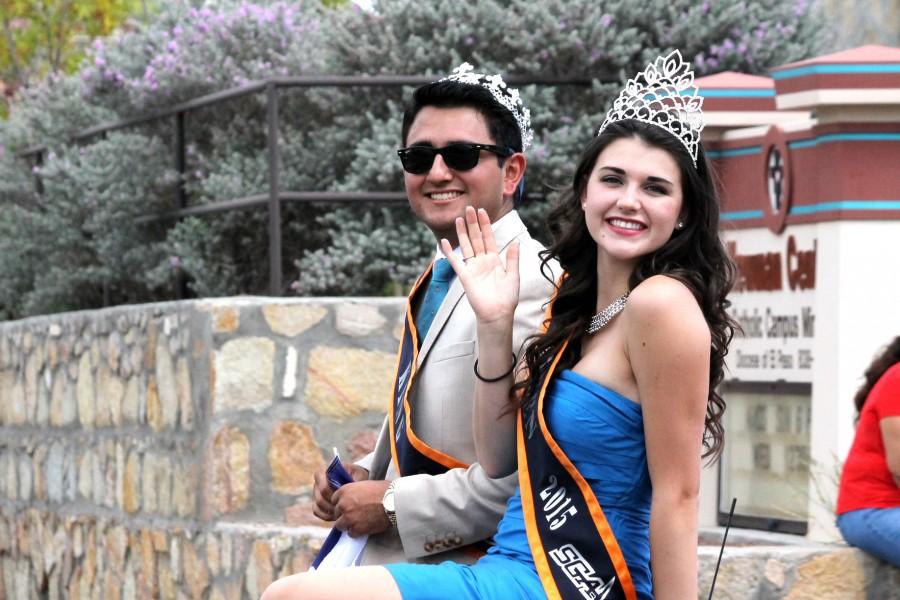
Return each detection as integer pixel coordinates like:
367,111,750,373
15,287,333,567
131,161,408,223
386,370,654,599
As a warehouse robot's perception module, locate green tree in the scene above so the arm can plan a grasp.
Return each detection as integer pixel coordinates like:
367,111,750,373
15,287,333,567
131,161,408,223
0,0,153,115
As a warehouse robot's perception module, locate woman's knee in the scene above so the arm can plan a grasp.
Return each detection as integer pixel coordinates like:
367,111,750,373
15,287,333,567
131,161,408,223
260,566,400,600
261,574,305,600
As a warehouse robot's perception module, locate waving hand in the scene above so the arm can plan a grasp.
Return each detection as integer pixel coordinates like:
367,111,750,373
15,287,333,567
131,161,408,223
441,206,520,328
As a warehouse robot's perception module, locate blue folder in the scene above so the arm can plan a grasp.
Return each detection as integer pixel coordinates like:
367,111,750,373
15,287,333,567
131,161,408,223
310,454,356,569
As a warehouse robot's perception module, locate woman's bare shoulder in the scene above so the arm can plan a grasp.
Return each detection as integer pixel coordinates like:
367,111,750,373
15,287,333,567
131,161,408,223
628,274,700,314
625,275,709,347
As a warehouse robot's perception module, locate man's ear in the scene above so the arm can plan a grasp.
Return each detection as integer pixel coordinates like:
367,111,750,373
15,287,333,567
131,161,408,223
502,153,527,198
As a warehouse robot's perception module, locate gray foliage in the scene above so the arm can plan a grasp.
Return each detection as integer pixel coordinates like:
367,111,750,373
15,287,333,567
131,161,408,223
0,0,832,318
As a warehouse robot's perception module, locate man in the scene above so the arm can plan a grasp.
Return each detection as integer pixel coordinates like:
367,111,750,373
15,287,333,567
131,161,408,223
312,64,557,565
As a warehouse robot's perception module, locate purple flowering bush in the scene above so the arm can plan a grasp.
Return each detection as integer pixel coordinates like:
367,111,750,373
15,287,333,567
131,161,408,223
82,1,326,112
77,1,337,298
0,0,832,316
294,0,831,294
657,0,830,75
0,1,332,317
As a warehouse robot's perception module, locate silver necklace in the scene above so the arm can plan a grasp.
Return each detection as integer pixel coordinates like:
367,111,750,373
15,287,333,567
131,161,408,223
586,292,630,334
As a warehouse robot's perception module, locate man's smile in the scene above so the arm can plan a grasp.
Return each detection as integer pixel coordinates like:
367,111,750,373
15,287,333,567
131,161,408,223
427,191,465,201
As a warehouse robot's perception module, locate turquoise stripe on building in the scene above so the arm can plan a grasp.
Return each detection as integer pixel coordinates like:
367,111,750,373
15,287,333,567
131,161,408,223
789,133,900,149
694,89,776,98
707,146,763,159
721,201,900,221
789,200,900,215
721,210,765,221
709,133,898,157
772,63,900,80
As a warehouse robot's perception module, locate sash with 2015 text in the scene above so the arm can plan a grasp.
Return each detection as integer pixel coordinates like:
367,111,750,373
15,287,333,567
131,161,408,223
517,335,638,600
388,263,468,476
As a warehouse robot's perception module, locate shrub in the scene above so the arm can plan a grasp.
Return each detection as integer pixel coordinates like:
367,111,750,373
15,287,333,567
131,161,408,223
0,130,175,317
292,0,831,294
0,0,832,318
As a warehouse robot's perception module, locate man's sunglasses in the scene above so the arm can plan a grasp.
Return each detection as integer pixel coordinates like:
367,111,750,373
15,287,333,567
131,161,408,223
397,143,513,175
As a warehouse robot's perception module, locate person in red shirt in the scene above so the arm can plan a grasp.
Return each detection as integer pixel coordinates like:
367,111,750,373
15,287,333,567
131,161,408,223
836,336,900,566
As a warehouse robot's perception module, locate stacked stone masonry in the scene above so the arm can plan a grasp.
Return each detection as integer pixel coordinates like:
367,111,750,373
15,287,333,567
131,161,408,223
1,298,898,599
0,298,402,599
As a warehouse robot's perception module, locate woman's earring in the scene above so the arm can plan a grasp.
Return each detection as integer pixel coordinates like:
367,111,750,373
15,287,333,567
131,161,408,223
676,220,685,230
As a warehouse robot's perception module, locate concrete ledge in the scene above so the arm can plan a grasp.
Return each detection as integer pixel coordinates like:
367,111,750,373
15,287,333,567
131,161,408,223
698,527,900,599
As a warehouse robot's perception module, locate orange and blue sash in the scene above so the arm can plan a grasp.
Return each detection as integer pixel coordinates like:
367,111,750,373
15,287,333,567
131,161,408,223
388,264,467,476
518,335,638,600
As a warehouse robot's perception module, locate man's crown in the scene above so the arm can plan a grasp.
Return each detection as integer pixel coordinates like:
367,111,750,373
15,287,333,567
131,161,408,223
441,63,534,151
597,50,704,166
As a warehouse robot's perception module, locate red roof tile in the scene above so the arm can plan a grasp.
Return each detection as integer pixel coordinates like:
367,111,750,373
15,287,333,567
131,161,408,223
775,44,900,69
696,71,774,89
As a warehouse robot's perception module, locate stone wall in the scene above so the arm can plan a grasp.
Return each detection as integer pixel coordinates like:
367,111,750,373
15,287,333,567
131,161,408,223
0,297,404,599
2,297,898,599
697,529,900,599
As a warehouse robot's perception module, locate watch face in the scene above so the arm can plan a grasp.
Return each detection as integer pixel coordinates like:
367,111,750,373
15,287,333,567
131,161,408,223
383,489,396,513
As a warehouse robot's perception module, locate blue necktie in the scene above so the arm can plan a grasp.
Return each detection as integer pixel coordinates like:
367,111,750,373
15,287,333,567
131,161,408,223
415,258,455,339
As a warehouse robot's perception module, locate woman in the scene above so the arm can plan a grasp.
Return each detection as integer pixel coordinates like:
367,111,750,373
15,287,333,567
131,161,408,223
262,50,735,600
836,337,900,566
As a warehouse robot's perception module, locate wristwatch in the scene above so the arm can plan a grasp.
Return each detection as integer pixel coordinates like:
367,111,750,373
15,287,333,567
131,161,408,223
382,481,397,526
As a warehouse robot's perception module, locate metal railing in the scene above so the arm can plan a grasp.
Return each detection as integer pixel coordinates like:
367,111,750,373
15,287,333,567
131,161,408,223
19,74,601,296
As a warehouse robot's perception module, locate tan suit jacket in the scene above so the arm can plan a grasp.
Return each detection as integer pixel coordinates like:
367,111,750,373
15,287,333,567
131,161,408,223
357,210,558,565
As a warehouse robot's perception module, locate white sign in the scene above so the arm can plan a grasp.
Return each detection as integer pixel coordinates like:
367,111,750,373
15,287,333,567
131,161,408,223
725,227,817,383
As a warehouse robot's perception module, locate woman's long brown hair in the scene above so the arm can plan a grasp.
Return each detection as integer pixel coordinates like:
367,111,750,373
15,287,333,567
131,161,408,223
511,120,737,460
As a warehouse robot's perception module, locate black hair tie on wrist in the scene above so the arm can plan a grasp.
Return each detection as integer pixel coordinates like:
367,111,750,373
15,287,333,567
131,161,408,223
473,353,517,383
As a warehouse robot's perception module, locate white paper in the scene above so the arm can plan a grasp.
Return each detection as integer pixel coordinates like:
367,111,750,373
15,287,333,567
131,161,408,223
309,449,368,571
311,531,368,571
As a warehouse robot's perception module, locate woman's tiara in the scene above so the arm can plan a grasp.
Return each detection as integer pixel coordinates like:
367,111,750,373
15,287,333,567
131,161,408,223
597,50,704,167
